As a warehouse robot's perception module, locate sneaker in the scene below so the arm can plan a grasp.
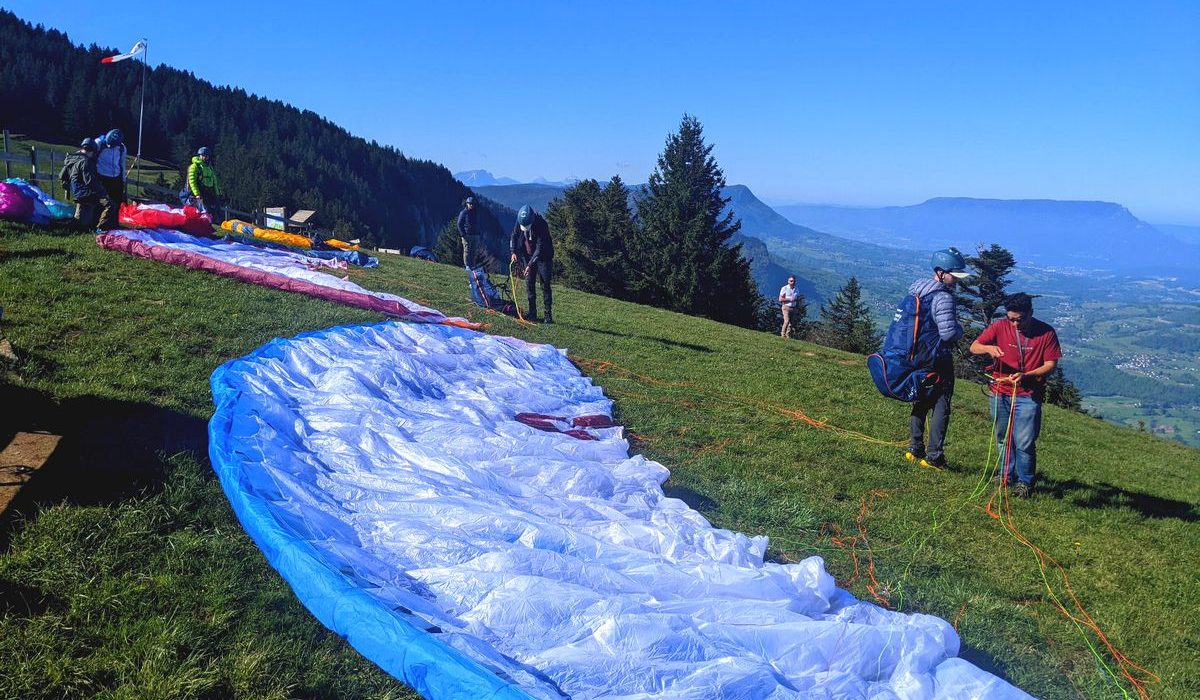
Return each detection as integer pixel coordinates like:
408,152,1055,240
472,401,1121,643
543,315,554,324
1011,482,1032,499
919,455,949,470
904,451,924,463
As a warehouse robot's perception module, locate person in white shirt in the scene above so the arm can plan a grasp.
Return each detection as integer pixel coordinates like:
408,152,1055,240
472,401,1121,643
779,276,800,338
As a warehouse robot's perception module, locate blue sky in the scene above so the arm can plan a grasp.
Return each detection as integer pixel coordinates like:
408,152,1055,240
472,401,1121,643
10,1,1199,223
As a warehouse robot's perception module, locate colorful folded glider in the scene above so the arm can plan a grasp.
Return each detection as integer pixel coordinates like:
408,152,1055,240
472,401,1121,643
209,322,1031,700
119,202,214,235
221,219,358,251
3,178,72,223
0,182,34,223
97,229,477,328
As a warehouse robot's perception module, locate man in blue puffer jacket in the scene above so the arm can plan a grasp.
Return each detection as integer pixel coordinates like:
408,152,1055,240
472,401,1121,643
905,248,968,469
93,128,127,229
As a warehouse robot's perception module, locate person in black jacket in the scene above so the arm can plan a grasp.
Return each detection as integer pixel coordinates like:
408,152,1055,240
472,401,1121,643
457,196,480,268
510,205,554,323
58,138,104,230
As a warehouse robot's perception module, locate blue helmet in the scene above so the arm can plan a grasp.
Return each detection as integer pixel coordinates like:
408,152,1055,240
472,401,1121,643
80,137,98,151
930,247,968,276
517,205,534,228
197,146,211,156
105,128,123,146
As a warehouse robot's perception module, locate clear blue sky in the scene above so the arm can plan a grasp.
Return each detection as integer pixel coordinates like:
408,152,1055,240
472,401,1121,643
10,1,1199,223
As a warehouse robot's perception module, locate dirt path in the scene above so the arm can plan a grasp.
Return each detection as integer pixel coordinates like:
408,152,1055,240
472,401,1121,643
0,431,62,516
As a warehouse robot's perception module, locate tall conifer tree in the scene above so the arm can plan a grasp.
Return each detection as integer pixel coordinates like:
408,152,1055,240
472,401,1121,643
954,244,1017,378
630,115,762,326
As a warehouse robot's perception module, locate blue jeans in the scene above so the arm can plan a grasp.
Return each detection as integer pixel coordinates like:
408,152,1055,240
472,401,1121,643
991,394,1042,485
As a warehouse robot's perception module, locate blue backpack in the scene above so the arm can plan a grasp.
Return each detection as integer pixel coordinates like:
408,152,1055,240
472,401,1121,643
467,266,516,316
867,292,946,402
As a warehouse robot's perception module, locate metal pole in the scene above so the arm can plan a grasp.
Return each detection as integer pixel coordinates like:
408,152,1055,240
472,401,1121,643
29,146,36,183
2,130,10,179
136,38,147,197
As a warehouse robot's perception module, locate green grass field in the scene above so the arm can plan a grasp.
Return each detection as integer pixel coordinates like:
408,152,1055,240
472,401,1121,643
1,221,1197,699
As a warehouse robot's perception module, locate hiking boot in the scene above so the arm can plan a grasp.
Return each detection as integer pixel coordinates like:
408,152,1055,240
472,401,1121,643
1011,482,1032,499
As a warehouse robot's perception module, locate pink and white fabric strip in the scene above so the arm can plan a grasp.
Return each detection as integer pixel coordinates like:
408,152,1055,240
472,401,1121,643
97,229,480,329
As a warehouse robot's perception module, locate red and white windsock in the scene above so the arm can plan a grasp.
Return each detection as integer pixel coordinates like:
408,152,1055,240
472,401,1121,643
100,40,147,64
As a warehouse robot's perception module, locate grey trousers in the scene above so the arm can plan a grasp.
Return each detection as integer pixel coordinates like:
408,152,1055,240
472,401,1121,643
461,235,481,269
909,363,954,460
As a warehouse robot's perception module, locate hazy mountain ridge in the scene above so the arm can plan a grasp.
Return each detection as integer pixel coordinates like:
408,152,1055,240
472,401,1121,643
455,170,520,186
775,198,1199,277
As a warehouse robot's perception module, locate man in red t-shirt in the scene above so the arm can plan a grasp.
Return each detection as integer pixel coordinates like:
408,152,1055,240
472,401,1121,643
970,293,1062,497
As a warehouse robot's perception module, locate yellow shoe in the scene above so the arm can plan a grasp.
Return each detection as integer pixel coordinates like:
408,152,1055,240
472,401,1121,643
919,456,948,470
904,451,921,462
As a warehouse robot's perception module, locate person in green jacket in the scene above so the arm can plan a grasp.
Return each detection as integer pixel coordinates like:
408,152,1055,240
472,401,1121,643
187,146,223,222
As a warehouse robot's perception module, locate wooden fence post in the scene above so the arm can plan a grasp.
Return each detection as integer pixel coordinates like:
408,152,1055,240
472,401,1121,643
48,150,56,199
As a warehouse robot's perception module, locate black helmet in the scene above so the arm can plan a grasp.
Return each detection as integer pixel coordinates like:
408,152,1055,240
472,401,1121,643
197,146,211,157
80,137,98,151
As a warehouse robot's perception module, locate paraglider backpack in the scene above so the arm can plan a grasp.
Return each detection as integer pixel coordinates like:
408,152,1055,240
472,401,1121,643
468,265,515,315
866,292,946,402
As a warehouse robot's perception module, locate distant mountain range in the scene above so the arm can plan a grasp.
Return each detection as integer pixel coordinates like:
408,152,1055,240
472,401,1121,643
455,170,521,187
774,199,1200,277
455,170,574,188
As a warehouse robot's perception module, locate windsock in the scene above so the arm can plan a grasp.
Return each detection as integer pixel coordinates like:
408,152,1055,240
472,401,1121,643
101,40,146,64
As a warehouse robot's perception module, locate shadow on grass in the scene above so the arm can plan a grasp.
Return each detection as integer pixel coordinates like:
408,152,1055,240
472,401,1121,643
0,248,75,263
957,642,1015,684
1037,474,1197,522
574,325,714,353
0,383,208,550
662,481,718,513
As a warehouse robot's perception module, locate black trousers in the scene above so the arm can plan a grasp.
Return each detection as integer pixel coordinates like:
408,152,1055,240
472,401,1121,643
524,260,553,318
98,175,125,229
195,189,223,224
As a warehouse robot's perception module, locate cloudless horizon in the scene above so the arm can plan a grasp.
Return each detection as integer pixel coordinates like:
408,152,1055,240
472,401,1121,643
7,1,1199,224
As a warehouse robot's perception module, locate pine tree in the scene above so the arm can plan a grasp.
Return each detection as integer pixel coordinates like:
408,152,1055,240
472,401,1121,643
816,277,881,353
956,244,1017,328
547,178,625,298
1044,366,1083,411
954,244,1017,378
630,115,762,327
433,219,461,266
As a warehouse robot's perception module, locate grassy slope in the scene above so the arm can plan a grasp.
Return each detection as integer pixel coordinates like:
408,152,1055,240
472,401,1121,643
1,221,1197,699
